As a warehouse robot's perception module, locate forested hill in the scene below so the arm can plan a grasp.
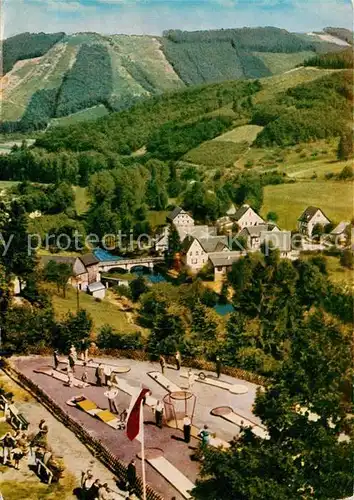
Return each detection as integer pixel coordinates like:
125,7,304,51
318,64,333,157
1,26,349,133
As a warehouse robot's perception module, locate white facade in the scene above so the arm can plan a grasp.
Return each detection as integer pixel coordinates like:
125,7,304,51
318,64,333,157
184,239,209,271
171,210,194,228
298,208,331,236
236,206,265,229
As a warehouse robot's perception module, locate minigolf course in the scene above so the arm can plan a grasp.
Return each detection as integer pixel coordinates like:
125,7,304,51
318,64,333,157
211,406,269,439
180,372,248,394
67,395,125,430
34,368,89,388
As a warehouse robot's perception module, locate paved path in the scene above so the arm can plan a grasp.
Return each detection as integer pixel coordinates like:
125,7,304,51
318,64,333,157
12,356,262,500
0,370,125,499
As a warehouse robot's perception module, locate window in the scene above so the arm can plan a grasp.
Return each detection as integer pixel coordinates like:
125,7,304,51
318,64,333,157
196,251,199,256
217,266,223,272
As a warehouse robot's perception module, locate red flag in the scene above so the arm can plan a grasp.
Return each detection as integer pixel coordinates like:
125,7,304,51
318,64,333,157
126,388,150,441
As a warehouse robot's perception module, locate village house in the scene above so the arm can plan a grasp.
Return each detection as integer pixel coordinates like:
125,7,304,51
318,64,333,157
181,235,229,272
40,253,104,295
167,206,194,229
208,251,246,281
239,223,280,250
329,221,351,246
233,204,265,229
297,206,331,236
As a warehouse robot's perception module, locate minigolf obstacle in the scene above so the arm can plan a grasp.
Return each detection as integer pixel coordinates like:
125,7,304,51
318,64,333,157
211,406,269,439
180,371,248,394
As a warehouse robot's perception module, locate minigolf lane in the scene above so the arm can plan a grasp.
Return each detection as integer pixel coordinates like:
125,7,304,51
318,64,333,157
138,448,195,500
58,357,131,373
34,367,90,388
211,406,269,439
147,371,182,393
180,371,248,394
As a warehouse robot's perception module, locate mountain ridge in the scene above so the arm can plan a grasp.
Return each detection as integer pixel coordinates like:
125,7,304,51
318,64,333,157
0,26,350,132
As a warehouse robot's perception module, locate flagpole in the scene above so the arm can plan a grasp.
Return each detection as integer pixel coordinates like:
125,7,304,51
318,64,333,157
140,400,147,500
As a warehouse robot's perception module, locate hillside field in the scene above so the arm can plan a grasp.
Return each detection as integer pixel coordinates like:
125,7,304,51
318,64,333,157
262,181,353,229
49,285,139,333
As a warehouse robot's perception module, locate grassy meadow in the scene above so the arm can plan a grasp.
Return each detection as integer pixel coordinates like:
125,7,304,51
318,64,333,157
183,140,249,169
49,285,139,333
262,181,353,230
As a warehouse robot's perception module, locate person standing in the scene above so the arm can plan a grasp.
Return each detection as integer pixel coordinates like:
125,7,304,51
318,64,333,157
81,469,95,498
95,364,104,386
68,353,76,374
53,350,60,370
81,363,88,384
105,387,119,414
175,351,181,371
103,365,112,386
188,369,195,391
198,424,211,454
216,356,222,379
159,355,166,375
1,432,15,465
183,415,191,443
126,459,137,493
154,400,164,428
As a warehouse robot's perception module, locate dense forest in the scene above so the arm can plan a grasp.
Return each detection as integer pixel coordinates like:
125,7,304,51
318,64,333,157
56,44,113,117
303,47,353,69
161,27,315,85
2,32,65,74
34,79,259,153
253,70,352,146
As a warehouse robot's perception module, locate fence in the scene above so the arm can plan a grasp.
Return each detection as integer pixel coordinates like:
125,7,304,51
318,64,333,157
1,360,163,500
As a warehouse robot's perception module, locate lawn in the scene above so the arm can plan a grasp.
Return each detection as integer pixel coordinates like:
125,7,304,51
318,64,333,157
262,181,353,230
214,125,263,144
50,104,109,127
254,67,337,104
253,51,315,74
73,186,90,215
183,140,249,169
147,210,169,228
1,476,76,500
49,285,138,333
324,256,354,287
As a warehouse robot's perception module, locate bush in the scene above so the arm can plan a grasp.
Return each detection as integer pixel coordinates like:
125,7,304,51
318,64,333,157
96,325,145,350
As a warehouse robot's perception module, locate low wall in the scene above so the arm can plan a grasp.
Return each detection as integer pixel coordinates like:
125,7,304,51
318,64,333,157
1,360,163,500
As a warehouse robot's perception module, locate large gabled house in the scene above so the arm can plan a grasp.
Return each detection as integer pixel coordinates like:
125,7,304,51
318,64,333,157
298,206,331,236
181,235,229,272
40,253,103,294
167,206,194,228
233,204,265,229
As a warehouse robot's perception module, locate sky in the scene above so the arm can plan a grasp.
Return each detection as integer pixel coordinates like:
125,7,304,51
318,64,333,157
2,0,353,38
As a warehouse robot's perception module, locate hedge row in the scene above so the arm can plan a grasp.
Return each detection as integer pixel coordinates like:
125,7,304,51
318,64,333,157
1,360,163,500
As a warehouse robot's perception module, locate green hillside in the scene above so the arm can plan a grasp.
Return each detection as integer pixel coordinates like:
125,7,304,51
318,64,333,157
1,26,345,132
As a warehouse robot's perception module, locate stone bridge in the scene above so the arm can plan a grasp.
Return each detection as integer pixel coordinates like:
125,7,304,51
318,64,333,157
98,256,164,273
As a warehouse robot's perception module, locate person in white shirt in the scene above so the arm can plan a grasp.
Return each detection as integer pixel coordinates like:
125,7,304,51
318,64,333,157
183,415,191,443
105,387,119,414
